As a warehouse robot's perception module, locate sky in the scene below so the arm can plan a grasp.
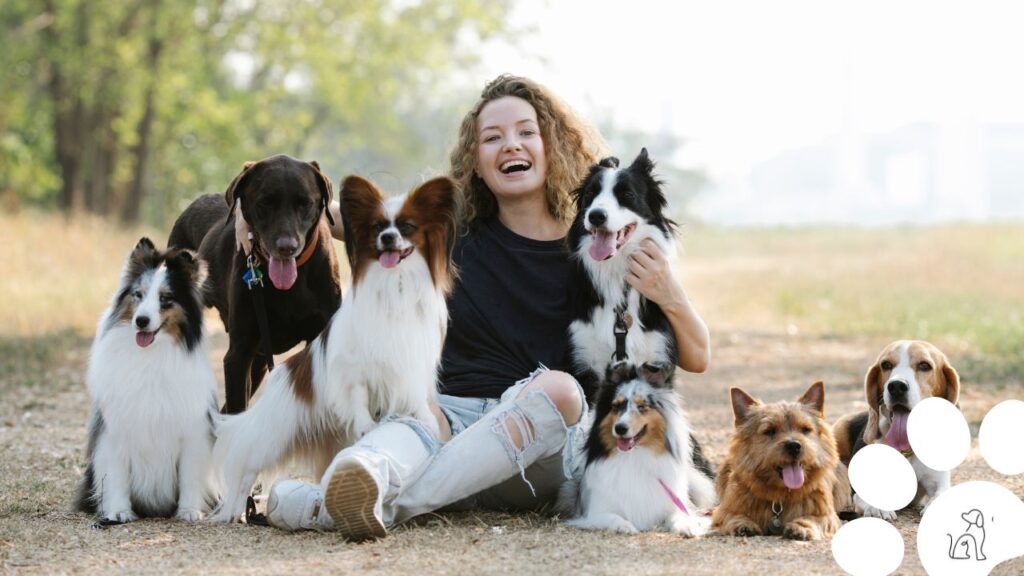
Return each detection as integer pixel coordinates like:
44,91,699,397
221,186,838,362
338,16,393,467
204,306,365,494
470,0,1024,224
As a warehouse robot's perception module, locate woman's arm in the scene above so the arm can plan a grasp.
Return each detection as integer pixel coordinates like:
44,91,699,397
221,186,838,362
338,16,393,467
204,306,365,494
625,239,710,373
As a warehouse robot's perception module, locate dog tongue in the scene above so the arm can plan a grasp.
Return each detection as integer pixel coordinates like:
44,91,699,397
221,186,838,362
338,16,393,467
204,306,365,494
379,251,401,269
616,437,635,452
588,231,617,261
136,331,155,348
782,464,804,490
268,257,297,290
885,410,912,452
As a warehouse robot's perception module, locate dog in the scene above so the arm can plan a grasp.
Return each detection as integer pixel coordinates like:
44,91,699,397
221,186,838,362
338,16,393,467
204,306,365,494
948,509,987,560
558,362,715,535
833,339,961,520
168,154,342,414
75,238,219,523
209,175,456,522
712,382,850,540
566,147,715,505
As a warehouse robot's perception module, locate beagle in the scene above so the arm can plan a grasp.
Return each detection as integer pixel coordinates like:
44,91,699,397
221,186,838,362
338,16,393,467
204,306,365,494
833,340,961,520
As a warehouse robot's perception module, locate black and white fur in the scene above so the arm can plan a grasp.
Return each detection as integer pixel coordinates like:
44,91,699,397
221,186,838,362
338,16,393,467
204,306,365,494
568,149,680,398
566,148,716,508
76,238,218,522
559,362,715,534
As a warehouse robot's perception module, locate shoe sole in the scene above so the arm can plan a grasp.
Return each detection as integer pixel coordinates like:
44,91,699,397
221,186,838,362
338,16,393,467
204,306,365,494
324,461,387,541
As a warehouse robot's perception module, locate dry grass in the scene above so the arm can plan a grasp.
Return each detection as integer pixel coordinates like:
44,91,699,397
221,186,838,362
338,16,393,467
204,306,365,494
1,212,1022,574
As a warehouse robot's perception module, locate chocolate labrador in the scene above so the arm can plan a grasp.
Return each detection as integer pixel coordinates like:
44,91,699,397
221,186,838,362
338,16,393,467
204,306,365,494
168,154,342,413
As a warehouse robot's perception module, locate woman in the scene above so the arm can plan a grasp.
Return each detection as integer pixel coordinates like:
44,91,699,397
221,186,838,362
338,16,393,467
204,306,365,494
257,75,710,538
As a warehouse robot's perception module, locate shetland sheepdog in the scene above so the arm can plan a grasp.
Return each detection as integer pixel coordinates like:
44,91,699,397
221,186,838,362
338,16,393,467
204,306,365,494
566,148,716,510
210,175,456,522
559,362,715,535
75,238,218,523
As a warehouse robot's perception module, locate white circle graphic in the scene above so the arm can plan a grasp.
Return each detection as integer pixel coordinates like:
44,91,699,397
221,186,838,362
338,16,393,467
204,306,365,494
832,517,905,576
979,399,1024,475
849,443,918,512
908,397,971,471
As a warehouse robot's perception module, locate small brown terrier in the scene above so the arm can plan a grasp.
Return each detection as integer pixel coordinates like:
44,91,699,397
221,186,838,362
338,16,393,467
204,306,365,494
712,382,850,540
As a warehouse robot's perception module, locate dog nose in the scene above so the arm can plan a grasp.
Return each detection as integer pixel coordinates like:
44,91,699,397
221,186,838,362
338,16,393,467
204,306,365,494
379,231,397,248
784,441,802,457
135,316,150,330
887,380,909,397
587,209,607,227
275,237,299,257
614,423,629,436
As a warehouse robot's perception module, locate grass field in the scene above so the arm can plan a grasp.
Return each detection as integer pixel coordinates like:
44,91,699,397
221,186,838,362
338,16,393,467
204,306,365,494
1,212,1022,574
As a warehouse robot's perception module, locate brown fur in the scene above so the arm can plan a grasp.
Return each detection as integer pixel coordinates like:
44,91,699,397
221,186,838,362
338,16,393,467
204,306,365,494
597,395,670,456
285,346,314,406
712,382,849,540
835,340,962,462
340,175,457,295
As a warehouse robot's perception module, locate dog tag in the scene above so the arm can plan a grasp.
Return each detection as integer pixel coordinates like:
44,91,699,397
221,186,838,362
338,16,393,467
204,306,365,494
768,515,784,535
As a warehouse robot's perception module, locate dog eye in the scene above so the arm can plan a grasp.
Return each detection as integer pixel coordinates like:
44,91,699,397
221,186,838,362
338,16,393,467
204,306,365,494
373,222,389,234
637,404,648,413
159,294,174,309
880,360,894,371
131,290,143,300
397,222,417,236
917,362,933,372
801,426,813,434
763,428,776,438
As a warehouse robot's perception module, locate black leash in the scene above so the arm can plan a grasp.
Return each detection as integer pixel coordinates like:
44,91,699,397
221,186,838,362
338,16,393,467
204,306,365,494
243,251,275,375
612,288,633,362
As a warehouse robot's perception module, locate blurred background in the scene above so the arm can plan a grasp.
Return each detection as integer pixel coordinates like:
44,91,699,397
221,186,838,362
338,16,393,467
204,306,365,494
1,0,1022,382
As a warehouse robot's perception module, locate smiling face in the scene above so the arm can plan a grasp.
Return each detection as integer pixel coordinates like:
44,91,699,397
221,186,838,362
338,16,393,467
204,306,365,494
863,340,961,448
475,96,548,208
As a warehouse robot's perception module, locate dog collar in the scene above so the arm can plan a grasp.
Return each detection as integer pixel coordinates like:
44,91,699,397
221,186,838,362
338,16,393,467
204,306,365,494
768,501,784,535
248,223,321,268
657,478,690,516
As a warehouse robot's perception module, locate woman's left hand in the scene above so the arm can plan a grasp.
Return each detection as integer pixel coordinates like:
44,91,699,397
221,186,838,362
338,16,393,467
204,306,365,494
626,239,685,309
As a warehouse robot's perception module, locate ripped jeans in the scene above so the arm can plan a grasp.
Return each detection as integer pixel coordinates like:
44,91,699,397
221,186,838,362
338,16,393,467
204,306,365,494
358,366,589,526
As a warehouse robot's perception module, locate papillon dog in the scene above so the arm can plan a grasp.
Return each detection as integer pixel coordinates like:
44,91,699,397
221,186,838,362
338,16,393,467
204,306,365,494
76,238,218,523
559,362,714,535
211,175,456,522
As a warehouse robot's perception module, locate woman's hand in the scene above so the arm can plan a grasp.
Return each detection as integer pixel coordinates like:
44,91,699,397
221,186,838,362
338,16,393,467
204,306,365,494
234,200,253,254
626,238,711,373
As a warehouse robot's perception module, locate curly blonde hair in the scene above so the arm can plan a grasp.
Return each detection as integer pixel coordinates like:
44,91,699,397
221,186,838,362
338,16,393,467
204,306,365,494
449,75,607,227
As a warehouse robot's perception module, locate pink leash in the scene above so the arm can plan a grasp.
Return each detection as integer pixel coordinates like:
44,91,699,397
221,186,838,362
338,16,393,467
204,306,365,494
658,478,690,516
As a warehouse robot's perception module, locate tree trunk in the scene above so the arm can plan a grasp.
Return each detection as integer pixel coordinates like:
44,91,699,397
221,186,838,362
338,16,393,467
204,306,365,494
121,0,164,224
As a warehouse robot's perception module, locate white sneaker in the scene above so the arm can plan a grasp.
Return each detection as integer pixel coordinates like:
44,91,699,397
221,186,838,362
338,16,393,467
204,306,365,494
265,479,335,531
323,457,387,541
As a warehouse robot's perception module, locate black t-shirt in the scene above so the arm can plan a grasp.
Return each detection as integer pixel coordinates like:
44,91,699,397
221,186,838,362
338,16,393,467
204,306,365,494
439,217,574,398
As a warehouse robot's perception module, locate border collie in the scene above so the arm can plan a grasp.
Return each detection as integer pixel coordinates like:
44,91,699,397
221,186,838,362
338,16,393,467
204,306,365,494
559,362,714,534
566,148,716,511
76,238,218,523
210,175,456,522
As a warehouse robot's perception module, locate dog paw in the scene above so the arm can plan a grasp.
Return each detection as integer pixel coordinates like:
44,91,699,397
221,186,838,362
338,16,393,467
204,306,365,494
175,508,203,522
104,509,138,523
862,505,897,521
669,514,709,537
725,518,762,537
783,519,823,541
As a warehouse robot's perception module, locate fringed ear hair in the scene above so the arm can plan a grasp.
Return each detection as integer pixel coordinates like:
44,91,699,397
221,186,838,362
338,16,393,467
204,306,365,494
863,363,884,443
598,156,620,169
605,361,636,387
167,248,208,288
224,161,258,225
640,362,674,388
308,160,335,226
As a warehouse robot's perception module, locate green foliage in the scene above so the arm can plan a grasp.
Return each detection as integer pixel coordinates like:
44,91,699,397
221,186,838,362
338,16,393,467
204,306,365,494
0,0,511,223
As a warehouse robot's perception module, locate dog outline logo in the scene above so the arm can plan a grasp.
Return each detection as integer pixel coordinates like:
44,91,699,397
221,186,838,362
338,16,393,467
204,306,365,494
947,508,988,561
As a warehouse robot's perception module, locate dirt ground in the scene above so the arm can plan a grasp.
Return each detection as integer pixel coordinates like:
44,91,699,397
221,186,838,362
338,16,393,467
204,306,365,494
2,327,1022,575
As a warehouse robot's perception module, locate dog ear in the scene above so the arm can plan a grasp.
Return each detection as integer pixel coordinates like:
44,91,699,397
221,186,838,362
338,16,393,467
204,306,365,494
939,353,961,407
224,160,258,225
167,249,208,287
629,147,654,174
640,362,674,388
339,175,384,269
605,361,635,386
863,363,883,444
730,387,759,426
308,160,335,226
799,381,826,417
598,156,620,169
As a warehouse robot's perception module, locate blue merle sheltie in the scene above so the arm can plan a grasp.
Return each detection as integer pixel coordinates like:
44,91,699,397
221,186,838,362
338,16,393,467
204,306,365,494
75,238,219,523
559,362,715,534
565,148,716,522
